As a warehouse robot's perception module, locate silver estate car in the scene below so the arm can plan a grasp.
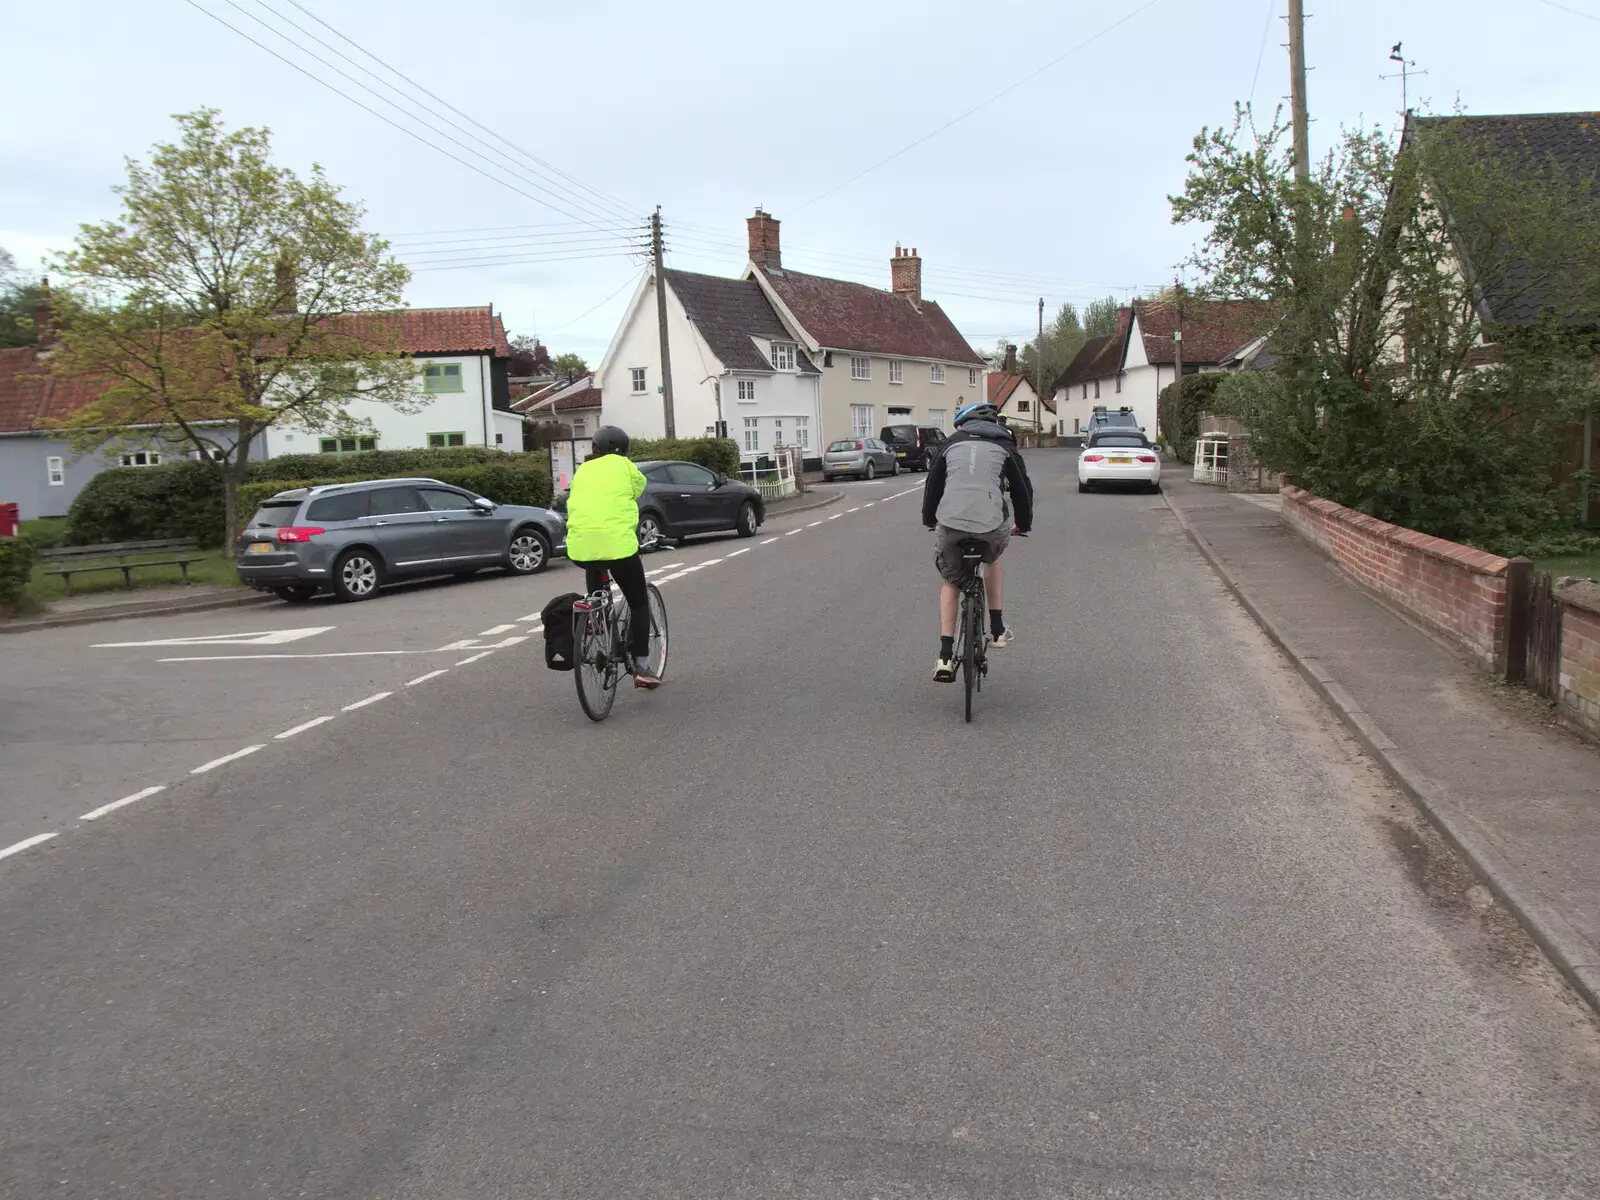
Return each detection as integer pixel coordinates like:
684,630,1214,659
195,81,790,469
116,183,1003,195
821,437,901,481
236,477,567,603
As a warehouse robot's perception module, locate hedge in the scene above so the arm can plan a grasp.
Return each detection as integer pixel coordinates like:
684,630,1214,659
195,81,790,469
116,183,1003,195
248,445,515,483
67,459,228,548
0,535,37,609
1157,373,1227,465
629,437,741,477
237,460,553,520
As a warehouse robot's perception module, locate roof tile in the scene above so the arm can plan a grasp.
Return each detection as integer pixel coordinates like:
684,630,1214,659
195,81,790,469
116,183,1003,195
757,269,984,365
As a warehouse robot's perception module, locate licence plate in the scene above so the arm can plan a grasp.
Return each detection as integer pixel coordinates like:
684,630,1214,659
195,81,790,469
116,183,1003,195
896,452,907,457
1109,457,1133,464
248,541,274,554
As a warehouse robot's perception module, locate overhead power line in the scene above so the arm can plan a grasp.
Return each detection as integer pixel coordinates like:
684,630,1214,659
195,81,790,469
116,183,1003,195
548,273,643,333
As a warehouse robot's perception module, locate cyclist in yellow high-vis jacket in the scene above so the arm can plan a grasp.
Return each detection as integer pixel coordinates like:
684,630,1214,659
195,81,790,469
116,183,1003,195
566,426,660,688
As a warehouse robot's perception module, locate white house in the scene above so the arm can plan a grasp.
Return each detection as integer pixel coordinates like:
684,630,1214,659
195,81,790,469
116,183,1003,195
514,374,603,442
985,343,1054,432
596,268,824,462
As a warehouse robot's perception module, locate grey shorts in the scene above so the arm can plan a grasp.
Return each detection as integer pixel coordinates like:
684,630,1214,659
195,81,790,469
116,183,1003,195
934,523,1010,583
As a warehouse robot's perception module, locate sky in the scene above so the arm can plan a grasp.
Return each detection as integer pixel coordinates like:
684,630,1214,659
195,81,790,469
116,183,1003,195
4,0,1598,366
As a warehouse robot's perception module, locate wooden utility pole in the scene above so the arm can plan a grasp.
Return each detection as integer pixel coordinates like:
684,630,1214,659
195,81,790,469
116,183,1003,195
651,207,677,437
1172,280,1185,430
1287,0,1310,184
1035,297,1045,434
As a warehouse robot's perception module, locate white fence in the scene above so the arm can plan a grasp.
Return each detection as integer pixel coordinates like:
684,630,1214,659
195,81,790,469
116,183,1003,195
739,447,799,501
1193,434,1230,486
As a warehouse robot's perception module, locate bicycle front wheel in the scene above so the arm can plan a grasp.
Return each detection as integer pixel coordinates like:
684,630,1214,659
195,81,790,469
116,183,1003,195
574,605,618,722
644,583,669,680
962,590,980,723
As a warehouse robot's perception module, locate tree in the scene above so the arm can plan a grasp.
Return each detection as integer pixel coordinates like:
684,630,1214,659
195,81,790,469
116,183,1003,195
1082,296,1122,338
508,333,552,376
48,110,418,543
0,247,42,349
553,352,588,378
1172,104,1600,553
1018,302,1090,395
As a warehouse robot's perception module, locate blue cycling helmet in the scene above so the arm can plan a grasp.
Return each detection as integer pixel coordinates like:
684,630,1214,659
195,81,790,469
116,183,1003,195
953,400,1000,426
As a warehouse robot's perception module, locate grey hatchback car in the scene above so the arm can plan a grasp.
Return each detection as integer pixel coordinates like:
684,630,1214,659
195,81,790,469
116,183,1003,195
237,477,567,603
821,437,901,481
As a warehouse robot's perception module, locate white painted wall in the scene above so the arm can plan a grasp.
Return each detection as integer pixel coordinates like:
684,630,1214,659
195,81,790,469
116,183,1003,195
815,352,982,446
597,274,720,441
726,349,823,458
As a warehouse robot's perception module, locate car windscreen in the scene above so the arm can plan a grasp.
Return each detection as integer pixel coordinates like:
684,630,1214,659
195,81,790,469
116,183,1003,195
1090,435,1147,448
827,440,861,452
248,500,302,527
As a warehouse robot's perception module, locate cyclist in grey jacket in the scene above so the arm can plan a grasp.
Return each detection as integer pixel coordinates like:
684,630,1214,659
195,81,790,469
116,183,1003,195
921,400,1034,682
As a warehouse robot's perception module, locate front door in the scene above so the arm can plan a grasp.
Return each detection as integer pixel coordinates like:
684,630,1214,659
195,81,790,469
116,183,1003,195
421,486,501,563
362,486,440,574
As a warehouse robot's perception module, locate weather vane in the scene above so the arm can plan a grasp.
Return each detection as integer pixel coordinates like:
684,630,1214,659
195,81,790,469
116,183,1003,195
1379,42,1427,117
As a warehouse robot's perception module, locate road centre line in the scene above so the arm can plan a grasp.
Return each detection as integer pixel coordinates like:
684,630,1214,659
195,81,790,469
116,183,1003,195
191,745,265,775
848,507,860,513
456,650,496,665
828,514,842,520
479,624,517,637
726,548,750,557
81,786,166,822
159,650,431,662
760,537,779,545
0,832,58,862
865,502,875,507
785,529,801,536
407,669,449,687
343,691,391,712
274,715,336,740
807,521,822,528
658,571,690,582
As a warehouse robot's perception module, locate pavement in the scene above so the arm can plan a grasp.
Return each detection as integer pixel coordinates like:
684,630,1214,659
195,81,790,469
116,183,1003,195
4,457,1600,1198
1163,470,1600,1014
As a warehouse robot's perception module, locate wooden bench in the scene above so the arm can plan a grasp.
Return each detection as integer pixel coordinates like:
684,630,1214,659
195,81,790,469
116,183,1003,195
39,539,207,593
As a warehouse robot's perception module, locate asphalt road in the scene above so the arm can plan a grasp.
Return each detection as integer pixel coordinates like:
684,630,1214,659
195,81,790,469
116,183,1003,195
3,453,1598,1198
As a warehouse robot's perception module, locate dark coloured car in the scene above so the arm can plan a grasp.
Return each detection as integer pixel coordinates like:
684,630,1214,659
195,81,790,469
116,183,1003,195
553,459,764,550
879,423,948,471
1085,405,1144,438
237,477,567,603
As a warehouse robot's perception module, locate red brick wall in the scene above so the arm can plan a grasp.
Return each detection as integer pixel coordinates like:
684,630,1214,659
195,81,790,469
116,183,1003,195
1281,486,1511,668
1558,583,1600,737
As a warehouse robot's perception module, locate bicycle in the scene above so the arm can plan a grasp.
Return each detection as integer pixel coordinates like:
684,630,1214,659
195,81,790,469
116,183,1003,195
572,571,669,722
950,530,1025,724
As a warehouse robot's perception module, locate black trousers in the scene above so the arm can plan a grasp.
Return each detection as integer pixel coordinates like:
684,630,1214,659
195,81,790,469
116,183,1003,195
580,553,651,660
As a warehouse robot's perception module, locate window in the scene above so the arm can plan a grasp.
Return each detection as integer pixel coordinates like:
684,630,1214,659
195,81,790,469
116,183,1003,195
1081,383,1089,400
851,405,873,439
793,416,810,450
1073,417,1081,434
319,436,377,455
190,447,226,462
423,363,463,393
1017,399,1031,413
120,451,162,467
929,410,947,431
305,491,371,522
851,356,872,381
46,455,64,486
743,416,760,452
421,487,475,511
823,350,833,368
572,418,586,438
887,360,902,385
667,462,716,487
1115,373,1122,393
630,367,647,394
969,368,979,386
930,363,946,384
772,342,797,372
1094,380,1101,399
737,379,757,402
369,487,425,516
428,432,467,449
773,418,784,446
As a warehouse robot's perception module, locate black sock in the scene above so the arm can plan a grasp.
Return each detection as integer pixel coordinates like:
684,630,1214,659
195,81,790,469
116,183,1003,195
990,610,1005,637
939,636,954,660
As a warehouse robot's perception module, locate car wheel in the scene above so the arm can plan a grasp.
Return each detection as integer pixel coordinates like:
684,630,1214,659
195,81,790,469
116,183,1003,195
735,500,759,537
637,511,667,552
891,458,900,476
506,526,551,575
1078,480,1090,493
864,461,876,481
822,474,834,483
1149,480,1163,493
272,584,318,604
331,549,381,602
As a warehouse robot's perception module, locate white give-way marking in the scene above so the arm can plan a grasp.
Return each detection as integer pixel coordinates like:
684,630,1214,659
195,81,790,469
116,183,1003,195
96,626,335,649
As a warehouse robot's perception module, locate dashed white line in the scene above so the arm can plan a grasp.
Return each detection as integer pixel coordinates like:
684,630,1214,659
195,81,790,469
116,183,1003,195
479,624,517,637
517,613,543,622
0,832,58,861
865,502,876,507
274,715,336,741
456,650,496,665
658,571,690,581
343,691,392,712
807,521,822,528
81,786,166,822
407,669,449,687
699,557,724,567
828,514,842,520
760,537,779,545
785,529,801,536
438,639,480,651
191,745,265,775
848,507,861,513
726,548,750,557
645,562,684,576
486,635,528,648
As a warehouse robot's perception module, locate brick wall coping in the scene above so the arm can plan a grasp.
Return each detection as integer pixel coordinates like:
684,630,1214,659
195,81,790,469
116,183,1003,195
1557,578,1600,617
1281,486,1511,578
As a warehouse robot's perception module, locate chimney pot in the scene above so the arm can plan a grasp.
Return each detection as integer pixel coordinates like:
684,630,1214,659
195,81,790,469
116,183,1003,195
1003,343,1017,374
890,244,922,305
747,208,782,272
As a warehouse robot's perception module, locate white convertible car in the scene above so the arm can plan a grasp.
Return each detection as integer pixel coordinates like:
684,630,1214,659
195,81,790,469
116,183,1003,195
1078,430,1162,493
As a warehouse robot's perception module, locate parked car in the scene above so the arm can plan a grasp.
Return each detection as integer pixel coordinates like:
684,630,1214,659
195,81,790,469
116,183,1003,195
553,459,763,550
1078,431,1161,493
1085,405,1144,438
822,437,900,481
237,477,567,603
879,423,948,471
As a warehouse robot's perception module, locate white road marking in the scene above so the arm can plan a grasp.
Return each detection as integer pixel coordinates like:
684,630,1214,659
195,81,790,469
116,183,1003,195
486,635,527,648
159,650,430,662
517,613,544,622
726,548,750,557
81,786,166,822
456,650,496,665
407,669,449,686
807,521,822,528
785,529,801,536
478,624,517,637
645,562,684,576
95,626,334,649
699,557,724,566
658,571,690,582
274,715,336,740
0,832,58,861
865,502,876,507
828,514,842,520
190,745,265,775
760,537,779,545
342,691,392,712
437,639,480,651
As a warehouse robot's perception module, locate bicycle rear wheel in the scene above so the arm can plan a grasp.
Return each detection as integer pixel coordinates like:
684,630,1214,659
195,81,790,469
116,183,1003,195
961,590,979,723
644,583,669,680
574,604,618,722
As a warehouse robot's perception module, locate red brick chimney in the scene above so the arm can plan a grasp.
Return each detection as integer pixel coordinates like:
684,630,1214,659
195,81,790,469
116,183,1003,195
1002,343,1017,374
891,244,922,305
35,277,55,348
747,209,782,272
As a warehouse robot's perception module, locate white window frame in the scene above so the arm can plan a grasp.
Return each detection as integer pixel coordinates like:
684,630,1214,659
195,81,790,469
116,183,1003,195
1094,379,1101,399
772,342,797,372
1017,399,1031,413
743,416,760,452
737,379,757,403
887,360,903,385
46,455,64,485
850,405,873,439
929,410,947,432
930,363,946,384
851,356,872,381
630,367,647,394
120,451,163,468
969,368,979,385
572,418,587,438
1115,373,1123,394
793,416,810,450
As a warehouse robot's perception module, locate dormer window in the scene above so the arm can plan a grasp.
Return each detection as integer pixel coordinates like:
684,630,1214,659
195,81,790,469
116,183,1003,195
771,342,796,372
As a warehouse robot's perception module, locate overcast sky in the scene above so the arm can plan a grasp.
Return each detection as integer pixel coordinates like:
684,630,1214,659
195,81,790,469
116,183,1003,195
4,0,1597,364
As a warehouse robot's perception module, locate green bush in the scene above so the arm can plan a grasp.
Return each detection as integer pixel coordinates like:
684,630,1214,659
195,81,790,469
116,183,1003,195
1157,373,1227,465
248,445,514,483
66,459,227,547
236,460,553,522
0,535,37,609
629,437,741,476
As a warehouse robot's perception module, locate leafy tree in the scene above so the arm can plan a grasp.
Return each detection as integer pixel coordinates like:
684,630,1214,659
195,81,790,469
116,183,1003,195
1173,104,1600,553
1082,296,1122,338
553,351,588,378
0,247,42,349
508,333,552,376
48,109,418,543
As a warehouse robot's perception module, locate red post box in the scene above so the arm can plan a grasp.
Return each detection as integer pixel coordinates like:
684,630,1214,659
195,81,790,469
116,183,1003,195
0,502,18,538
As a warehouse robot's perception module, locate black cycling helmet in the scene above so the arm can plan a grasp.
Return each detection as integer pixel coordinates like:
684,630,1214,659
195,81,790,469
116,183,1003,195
591,425,630,456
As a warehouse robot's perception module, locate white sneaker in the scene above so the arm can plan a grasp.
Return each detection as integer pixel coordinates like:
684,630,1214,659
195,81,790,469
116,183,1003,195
933,657,955,682
990,627,1015,649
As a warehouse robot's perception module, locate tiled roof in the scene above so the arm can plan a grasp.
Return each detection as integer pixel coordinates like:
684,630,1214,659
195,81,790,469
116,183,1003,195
0,347,118,433
517,375,602,416
323,306,509,356
755,268,985,365
1132,298,1274,366
986,371,1055,413
1407,112,1600,325
665,270,819,374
